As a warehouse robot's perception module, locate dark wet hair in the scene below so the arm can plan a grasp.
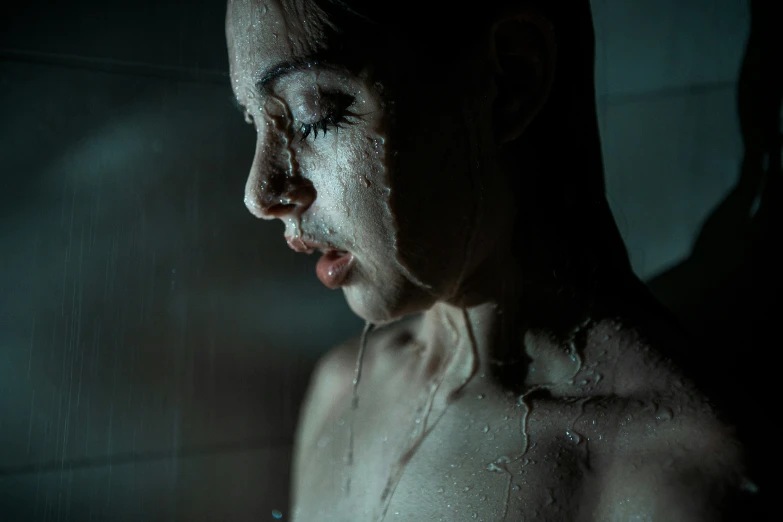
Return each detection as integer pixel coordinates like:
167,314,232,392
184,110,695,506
318,0,635,300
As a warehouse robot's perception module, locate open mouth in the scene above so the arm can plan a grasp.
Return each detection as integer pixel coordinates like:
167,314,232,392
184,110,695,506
315,249,355,289
286,236,355,289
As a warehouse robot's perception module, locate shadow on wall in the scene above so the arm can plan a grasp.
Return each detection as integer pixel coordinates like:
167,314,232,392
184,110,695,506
647,0,781,512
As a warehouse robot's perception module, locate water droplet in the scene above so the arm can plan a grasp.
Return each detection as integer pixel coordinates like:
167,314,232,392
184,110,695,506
655,407,673,422
464,486,471,492
472,513,477,519
437,487,444,493
477,393,485,400
272,509,282,519
566,430,582,444
482,424,489,433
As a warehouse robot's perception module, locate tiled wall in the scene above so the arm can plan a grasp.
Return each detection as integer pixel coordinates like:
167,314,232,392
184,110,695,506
0,1,750,520
593,0,749,280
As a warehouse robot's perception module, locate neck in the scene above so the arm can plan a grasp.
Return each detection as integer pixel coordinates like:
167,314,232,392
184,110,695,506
417,253,606,393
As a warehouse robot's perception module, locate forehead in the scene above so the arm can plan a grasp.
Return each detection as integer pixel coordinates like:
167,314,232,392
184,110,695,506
226,0,332,94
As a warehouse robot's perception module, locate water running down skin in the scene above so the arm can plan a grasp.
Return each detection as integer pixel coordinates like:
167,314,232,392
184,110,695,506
225,1,750,520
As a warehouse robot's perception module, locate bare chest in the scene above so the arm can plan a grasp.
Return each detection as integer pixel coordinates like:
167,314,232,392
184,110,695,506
291,363,610,522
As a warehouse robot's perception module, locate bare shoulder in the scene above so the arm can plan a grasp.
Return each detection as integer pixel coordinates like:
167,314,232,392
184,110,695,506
587,399,747,521
289,337,358,498
579,321,750,521
294,338,359,445
291,320,417,481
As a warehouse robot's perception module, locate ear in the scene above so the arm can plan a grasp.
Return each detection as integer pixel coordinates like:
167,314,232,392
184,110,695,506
491,10,557,145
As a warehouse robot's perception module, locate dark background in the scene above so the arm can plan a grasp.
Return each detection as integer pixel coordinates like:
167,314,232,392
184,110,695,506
0,0,778,520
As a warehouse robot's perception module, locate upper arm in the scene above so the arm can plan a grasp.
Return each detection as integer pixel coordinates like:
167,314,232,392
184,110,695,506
592,457,730,521
590,420,745,522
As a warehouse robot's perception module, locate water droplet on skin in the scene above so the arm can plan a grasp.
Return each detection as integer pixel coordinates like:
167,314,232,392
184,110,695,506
655,407,673,422
482,425,489,433
272,509,282,519
377,310,477,520
566,430,582,444
472,514,477,519
464,486,471,492
477,393,485,400
437,487,444,493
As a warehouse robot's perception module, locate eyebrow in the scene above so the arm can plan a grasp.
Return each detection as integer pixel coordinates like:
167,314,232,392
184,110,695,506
256,61,306,93
234,60,316,113
234,51,357,113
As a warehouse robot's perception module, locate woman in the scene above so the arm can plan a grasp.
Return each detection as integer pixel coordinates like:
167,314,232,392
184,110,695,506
225,0,748,520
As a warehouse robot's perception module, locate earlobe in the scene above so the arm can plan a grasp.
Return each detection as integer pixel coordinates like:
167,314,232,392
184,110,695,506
491,11,557,145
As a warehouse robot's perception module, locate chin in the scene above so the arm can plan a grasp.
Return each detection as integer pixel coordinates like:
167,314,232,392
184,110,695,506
342,273,435,325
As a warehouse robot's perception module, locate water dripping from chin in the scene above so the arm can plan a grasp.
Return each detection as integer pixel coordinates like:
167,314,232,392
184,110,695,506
375,308,480,521
344,321,374,495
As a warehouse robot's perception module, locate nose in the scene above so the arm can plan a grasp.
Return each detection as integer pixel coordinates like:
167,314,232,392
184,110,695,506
244,144,316,220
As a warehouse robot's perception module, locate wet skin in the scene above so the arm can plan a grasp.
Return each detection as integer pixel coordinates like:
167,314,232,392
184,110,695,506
293,315,743,521
225,1,747,520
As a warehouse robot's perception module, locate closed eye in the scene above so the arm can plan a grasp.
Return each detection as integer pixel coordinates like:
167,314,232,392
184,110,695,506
298,93,358,142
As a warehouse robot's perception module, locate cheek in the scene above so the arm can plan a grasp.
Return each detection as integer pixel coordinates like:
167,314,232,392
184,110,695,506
304,129,394,249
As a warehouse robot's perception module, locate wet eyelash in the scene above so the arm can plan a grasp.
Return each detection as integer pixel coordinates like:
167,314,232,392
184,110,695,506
299,113,343,141
298,93,359,142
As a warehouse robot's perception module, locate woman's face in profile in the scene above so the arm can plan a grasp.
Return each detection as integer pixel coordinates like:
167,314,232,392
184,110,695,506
226,0,496,323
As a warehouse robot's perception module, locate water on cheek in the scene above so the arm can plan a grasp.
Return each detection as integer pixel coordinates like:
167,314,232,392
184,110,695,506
345,133,391,284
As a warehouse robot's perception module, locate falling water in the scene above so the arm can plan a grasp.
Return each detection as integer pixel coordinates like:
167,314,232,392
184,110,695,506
344,321,374,495
375,358,450,520
486,458,513,520
375,307,479,521
566,397,591,444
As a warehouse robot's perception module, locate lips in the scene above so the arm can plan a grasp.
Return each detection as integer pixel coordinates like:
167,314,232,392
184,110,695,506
285,236,356,289
315,250,355,289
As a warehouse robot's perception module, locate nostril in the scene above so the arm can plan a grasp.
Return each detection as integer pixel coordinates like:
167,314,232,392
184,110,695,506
245,177,316,219
265,202,299,218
